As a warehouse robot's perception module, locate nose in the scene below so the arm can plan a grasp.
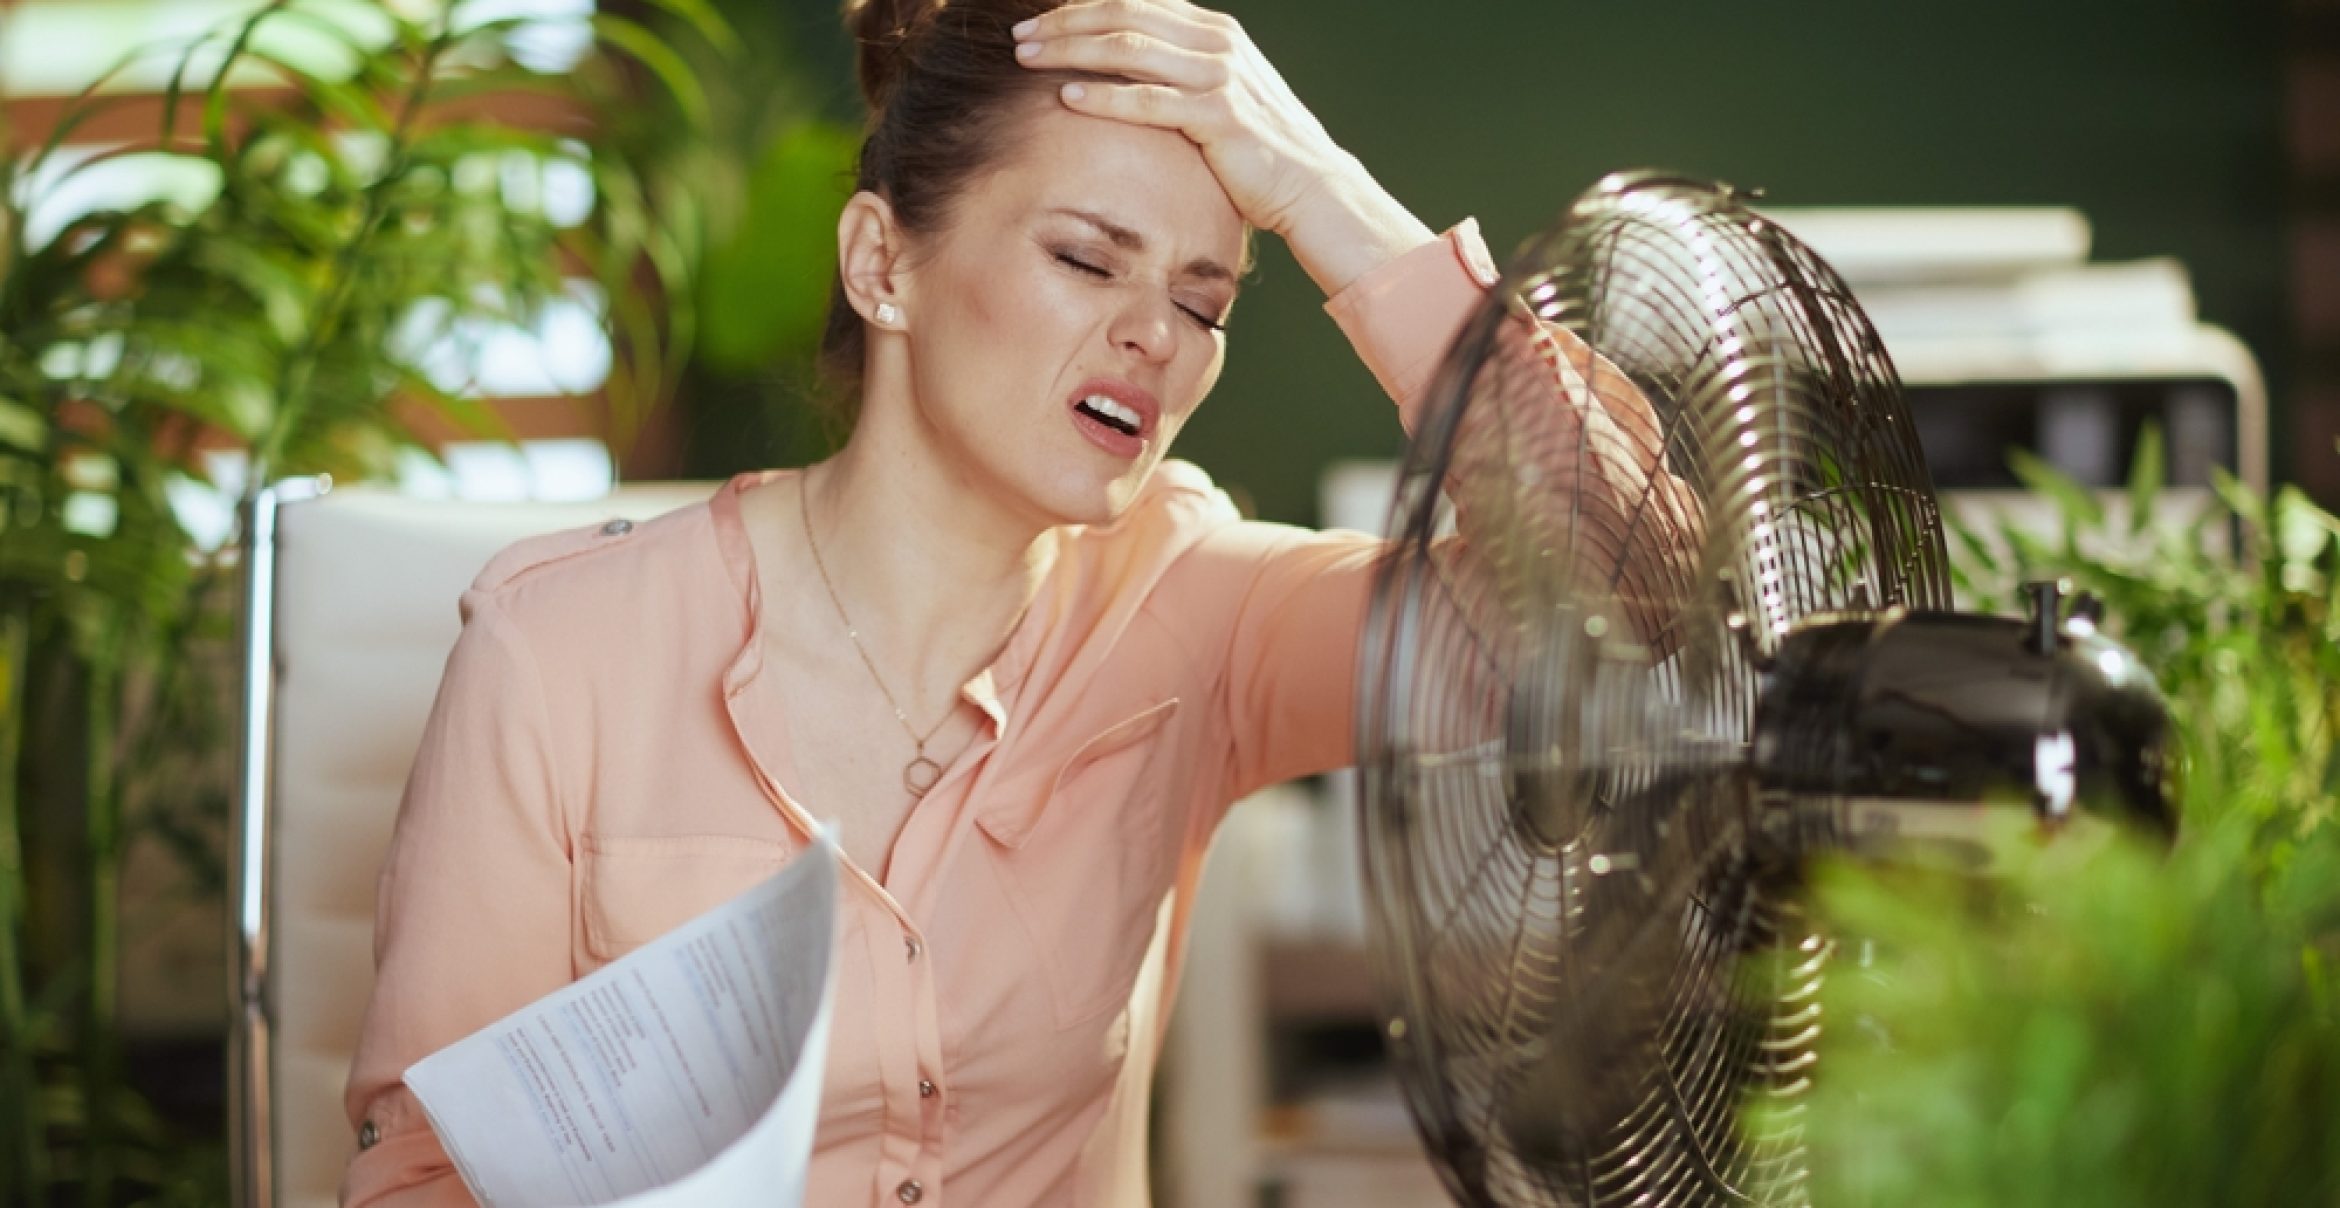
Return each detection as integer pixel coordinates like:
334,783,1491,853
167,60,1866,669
1106,292,1177,365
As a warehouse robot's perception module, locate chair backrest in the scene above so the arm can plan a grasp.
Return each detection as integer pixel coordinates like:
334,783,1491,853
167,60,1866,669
230,481,715,1208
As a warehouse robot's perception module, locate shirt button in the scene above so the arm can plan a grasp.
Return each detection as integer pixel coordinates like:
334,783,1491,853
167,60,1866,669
918,1079,937,1099
904,936,922,962
896,1179,924,1203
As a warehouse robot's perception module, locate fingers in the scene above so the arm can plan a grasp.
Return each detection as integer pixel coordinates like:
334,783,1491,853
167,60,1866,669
1017,29,1228,91
1014,0,1234,54
1056,80,1214,135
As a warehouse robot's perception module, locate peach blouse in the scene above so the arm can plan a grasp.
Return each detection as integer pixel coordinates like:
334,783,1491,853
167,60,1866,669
341,220,1501,1207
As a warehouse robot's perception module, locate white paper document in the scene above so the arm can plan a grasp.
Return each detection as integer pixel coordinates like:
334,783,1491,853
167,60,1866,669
406,837,840,1207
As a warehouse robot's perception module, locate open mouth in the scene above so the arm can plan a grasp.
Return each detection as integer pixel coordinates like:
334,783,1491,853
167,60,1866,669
1074,394,1145,438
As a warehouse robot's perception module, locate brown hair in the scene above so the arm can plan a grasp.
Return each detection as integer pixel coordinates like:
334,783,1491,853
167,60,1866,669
818,0,1072,415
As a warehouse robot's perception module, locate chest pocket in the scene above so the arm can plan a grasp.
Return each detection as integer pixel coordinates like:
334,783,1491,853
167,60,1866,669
578,832,797,962
978,698,1184,1029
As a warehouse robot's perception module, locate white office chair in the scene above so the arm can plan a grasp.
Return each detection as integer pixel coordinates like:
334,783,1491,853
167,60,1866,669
227,479,715,1208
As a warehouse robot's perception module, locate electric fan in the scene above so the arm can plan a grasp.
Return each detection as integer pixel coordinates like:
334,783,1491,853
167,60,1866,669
1354,172,2177,1207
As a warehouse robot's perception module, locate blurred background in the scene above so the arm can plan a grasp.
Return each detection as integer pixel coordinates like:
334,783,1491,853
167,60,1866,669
15,0,2320,521
2,0,2334,1204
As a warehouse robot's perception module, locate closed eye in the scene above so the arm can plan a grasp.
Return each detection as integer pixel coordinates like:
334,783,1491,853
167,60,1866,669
1055,251,1110,278
1055,249,1227,334
1175,301,1226,333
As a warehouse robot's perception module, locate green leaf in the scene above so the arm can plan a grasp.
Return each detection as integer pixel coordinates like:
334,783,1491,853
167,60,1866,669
2009,447,2102,555
2127,420,2163,538
632,0,743,55
0,403,45,454
2275,486,2328,559
239,45,395,133
24,40,196,175
2211,465,2265,533
590,13,714,127
200,3,298,158
422,63,592,108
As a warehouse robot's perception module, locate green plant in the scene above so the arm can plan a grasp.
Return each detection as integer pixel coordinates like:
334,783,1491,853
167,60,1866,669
1759,432,2340,1203
0,2,728,1201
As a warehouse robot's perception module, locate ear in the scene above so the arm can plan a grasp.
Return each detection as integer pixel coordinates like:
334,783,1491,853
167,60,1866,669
837,190,913,328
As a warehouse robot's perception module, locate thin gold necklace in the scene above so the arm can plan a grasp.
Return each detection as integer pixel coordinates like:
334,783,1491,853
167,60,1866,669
799,473,951,798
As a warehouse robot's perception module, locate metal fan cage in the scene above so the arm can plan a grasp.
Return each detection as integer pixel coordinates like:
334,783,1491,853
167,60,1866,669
1356,172,1954,1208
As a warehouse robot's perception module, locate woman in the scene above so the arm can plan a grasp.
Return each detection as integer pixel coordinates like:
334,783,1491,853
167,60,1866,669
342,0,1679,1203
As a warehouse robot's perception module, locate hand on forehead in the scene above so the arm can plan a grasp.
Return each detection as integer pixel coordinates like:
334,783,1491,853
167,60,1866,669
1011,0,1352,242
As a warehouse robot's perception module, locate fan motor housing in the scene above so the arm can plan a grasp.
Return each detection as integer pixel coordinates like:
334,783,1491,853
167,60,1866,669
1750,605,2177,862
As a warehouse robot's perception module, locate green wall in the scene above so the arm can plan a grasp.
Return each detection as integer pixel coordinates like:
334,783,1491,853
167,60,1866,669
769,0,2288,524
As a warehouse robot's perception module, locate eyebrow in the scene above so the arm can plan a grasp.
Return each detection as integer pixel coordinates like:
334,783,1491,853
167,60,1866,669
1046,207,1239,287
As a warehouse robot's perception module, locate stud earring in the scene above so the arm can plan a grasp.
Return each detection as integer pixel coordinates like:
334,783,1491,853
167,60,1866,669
875,301,900,327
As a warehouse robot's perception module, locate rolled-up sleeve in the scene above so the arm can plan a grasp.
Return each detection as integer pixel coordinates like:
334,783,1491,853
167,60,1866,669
341,590,574,1208
1324,217,1501,432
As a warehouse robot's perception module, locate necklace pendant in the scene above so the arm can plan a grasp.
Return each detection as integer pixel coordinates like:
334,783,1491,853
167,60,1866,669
904,756,944,798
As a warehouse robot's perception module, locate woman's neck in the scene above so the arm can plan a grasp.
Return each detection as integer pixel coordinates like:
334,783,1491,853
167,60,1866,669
799,430,1055,699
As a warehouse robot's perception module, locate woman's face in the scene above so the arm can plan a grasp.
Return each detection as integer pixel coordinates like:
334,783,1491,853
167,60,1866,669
891,102,1247,527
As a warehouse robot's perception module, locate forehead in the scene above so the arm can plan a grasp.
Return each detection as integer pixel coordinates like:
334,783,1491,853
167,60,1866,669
971,103,1246,266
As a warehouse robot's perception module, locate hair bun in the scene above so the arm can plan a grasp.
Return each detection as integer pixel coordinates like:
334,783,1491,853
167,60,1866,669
844,0,941,109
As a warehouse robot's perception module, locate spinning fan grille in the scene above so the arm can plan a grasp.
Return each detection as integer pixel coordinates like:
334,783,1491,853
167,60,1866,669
1358,173,1952,1207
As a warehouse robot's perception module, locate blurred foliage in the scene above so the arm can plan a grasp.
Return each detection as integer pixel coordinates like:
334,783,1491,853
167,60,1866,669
694,119,857,373
653,0,860,477
0,1,727,1201
1763,429,2340,1203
